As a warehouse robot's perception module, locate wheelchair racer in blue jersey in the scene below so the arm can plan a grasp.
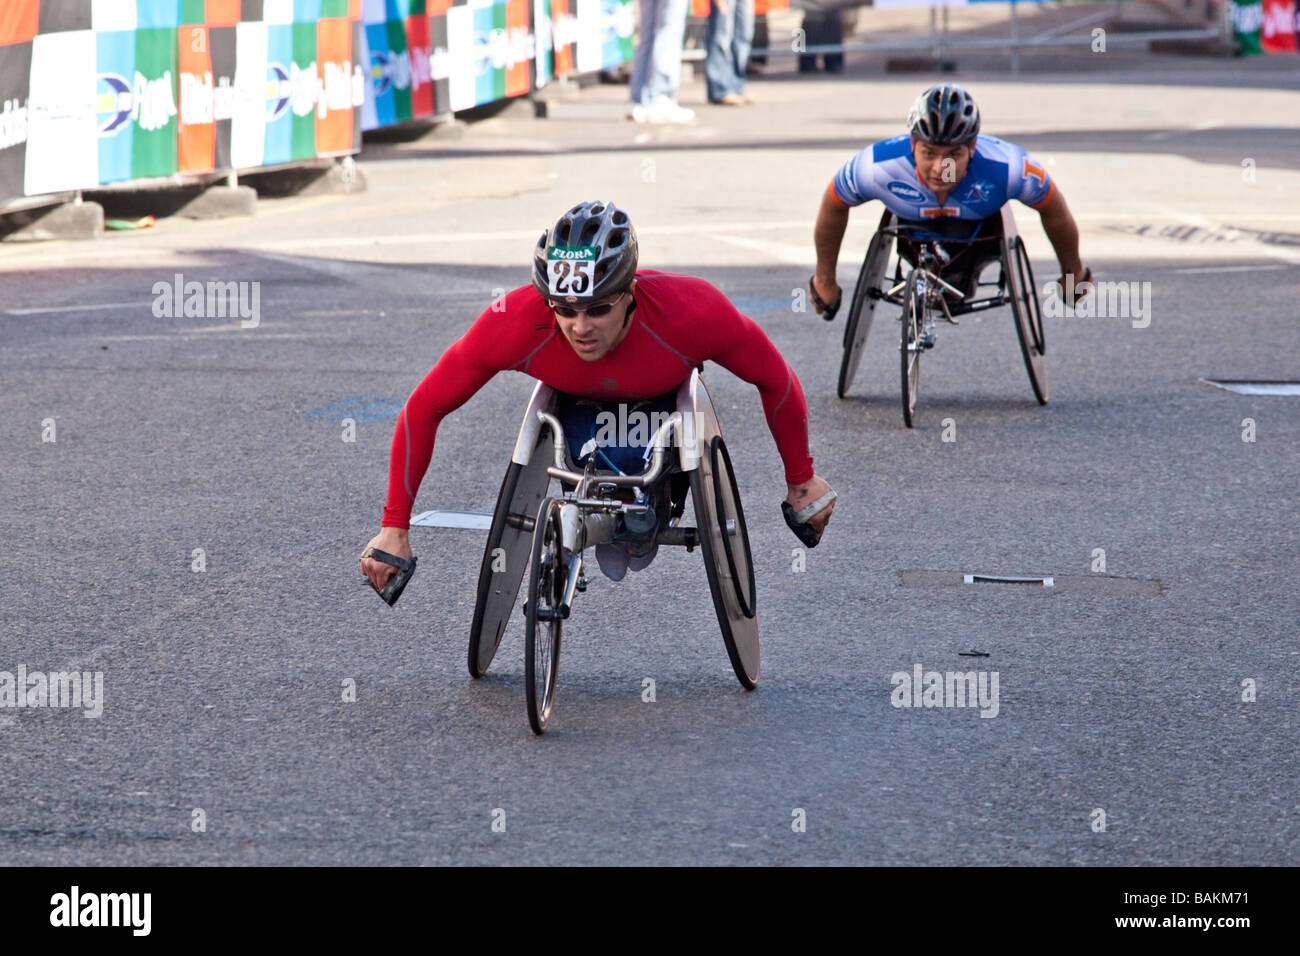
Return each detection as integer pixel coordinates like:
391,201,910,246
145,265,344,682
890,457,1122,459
809,84,1092,320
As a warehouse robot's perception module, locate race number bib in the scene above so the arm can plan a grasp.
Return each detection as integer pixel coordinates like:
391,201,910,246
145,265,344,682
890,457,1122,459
547,246,597,297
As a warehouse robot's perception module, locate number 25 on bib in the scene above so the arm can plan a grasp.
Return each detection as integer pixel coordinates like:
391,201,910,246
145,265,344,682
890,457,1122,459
547,247,596,298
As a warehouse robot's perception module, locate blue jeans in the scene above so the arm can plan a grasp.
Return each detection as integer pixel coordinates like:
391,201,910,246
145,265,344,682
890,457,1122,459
706,0,754,101
629,0,691,107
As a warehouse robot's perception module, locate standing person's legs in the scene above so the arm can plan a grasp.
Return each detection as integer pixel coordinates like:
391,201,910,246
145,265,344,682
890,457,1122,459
732,0,755,96
705,0,738,102
648,0,690,106
630,0,663,107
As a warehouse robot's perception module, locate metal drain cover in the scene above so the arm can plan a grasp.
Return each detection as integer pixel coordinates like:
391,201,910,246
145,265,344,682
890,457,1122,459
900,571,1163,596
1201,379,1300,397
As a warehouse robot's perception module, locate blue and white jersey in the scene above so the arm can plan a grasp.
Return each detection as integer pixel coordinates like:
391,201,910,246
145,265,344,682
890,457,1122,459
831,134,1056,221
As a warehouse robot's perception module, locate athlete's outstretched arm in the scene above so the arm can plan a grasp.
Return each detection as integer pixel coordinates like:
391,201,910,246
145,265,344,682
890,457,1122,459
812,185,851,313
361,300,535,591
702,289,836,535
1035,188,1085,280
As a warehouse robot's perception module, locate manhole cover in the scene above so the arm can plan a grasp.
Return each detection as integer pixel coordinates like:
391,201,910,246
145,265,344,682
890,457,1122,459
900,571,1163,596
1107,223,1300,247
1201,379,1300,397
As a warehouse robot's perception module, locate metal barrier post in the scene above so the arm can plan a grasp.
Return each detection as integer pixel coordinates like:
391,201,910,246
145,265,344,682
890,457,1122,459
1010,0,1020,74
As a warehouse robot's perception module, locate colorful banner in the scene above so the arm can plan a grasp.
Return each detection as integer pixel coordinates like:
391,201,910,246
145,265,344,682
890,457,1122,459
3,0,647,206
1261,0,1298,52
0,12,35,203
1232,0,1265,53
689,0,789,15
0,0,364,202
538,0,632,83
442,0,533,112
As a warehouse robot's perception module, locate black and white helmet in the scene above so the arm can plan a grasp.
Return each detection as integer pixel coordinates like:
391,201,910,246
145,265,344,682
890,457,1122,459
532,201,638,303
907,84,980,146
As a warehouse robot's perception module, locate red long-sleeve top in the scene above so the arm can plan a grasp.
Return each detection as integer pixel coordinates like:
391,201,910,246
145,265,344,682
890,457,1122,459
382,270,815,529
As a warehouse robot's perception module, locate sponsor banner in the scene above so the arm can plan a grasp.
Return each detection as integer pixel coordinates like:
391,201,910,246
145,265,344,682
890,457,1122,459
131,27,180,180
95,28,136,185
429,3,452,114
349,16,364,148
289,20,317,161
599,0,633,69
1232,0,1265,54
208,1,244,27
210,26,238,170
443,0,533,110
872,0,1044,8
230,19,268,169
574,0,601,74
91,1,137,32
178,27,217,173
360,0,433,129
264,22,294,164
689,0,788,13
537,0,629,80
363,17,405,127
407,2,434,117
0,39,32,203
1,0,40,46
4,0,660,204
1261,0,1298,52
316,15,359,155
444,3,477,112
25,30,98,194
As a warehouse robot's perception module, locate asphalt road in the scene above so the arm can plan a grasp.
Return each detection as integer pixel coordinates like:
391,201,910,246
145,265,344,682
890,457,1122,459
2,54,1297,865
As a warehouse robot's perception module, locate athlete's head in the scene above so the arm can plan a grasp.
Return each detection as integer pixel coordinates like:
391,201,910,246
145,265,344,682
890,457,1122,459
907,84,980,190
533,201,639,362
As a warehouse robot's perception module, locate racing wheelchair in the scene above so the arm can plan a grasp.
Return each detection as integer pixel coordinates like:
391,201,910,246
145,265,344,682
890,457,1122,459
835,205,1047,427
465,370,759,734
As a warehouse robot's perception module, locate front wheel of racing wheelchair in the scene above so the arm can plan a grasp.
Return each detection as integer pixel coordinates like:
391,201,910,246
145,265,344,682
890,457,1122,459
467,370,760,733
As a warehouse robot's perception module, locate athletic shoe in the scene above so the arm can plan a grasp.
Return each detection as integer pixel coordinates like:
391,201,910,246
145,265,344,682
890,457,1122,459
626,103,649,123
627,538,659,573
595,541,629,581
646,101,695,124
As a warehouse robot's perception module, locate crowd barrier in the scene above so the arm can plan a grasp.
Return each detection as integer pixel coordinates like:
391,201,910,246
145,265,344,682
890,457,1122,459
0,0,676,210
1229,0,1298,52
748,0,1248,70
2,0,1286,213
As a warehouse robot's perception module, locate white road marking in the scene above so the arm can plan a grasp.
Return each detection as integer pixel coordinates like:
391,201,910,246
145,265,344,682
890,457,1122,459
4,301,147,316
1174,264,1291,274
410,510,493,530
1144,119,1225,141
1201,380,1300,396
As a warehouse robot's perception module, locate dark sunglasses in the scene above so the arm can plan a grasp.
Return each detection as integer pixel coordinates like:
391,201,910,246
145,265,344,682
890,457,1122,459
548,292,627,319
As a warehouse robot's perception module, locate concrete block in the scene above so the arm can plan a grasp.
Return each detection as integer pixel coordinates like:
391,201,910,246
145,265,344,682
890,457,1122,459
243,161,368,198
175,184,257,219
1,200,104,241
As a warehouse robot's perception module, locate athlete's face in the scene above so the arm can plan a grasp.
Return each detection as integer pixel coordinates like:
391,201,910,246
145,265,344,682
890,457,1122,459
912,140,974,192
551,284,635,362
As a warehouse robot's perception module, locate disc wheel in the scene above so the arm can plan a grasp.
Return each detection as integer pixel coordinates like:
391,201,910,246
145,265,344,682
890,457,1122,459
1007,236,1048,405
691,435,759,688
525,498,565,735
467,431,551,679
900,269,924,428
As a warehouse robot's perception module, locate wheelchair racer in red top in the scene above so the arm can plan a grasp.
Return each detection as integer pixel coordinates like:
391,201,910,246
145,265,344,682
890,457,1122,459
361,201,837,595
808,84,1092,325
